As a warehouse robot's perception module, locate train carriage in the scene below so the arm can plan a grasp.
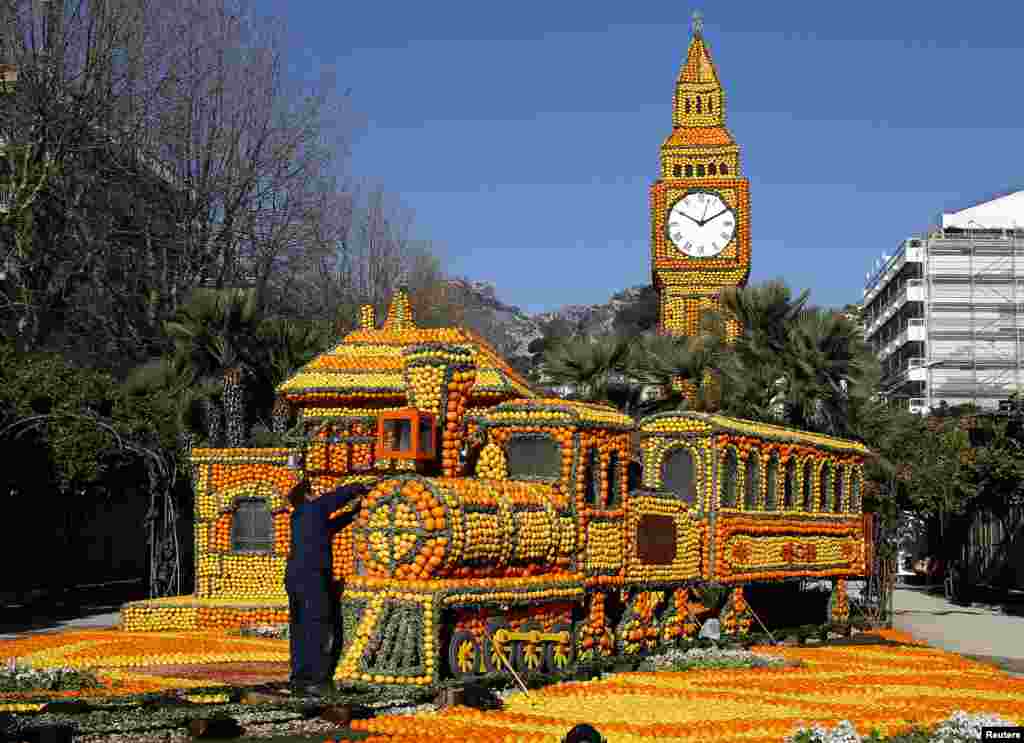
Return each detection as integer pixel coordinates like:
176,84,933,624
637,411,870,586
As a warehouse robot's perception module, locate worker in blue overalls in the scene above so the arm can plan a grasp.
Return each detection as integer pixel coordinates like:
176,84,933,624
285,477,376,697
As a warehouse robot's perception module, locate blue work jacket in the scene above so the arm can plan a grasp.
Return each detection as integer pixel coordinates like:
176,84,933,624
285,482,369,585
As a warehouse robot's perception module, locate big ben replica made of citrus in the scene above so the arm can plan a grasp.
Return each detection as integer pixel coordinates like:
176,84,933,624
651,12,749,340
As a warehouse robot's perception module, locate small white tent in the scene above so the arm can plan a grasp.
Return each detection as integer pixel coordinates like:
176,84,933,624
941,190,1024,230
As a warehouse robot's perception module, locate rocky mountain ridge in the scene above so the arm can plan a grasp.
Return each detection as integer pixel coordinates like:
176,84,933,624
444,277,650,363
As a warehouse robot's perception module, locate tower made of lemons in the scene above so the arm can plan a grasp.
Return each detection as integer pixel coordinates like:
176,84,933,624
651,12,750,342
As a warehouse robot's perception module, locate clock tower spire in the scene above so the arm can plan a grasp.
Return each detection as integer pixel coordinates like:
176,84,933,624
651,13,750,341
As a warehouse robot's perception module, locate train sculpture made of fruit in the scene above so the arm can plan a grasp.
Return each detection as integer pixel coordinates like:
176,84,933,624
326,342,871,689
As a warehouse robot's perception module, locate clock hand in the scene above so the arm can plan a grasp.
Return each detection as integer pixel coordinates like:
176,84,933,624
674,210,701,225
700,199,710,224
700,207,731,226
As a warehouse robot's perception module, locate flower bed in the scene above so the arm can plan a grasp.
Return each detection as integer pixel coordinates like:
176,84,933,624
2,628,1023,741
0,628,289,709
349,630,1024,742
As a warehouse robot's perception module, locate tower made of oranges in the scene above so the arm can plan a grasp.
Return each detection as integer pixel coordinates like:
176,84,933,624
650,11,750,342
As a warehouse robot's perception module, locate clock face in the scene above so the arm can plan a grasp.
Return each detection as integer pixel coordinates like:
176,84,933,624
666,190,736,257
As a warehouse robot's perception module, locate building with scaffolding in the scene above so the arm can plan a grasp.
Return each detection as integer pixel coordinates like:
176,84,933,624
862,191,1024,414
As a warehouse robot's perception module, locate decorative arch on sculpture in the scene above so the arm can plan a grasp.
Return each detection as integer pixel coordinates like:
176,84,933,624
211,482,289,555
215,482,289,515
606,449,623,508
801,457,814,510
819,460,832,512
660,443,700,507
849,465,862,512
744,448,761,510
232,498,274,552
833,462,845,512
765,451,780,510
720,446,739,508
784,456,796,509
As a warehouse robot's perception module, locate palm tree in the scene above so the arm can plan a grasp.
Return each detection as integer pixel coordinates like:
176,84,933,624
780,308,875,437
121,355,222,451
716,281,875,433
162,288,266,448
541,333,634,404
628,310,729,415
254,317,336,433
719,280,810,357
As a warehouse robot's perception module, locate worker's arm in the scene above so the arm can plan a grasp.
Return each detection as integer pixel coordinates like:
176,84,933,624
317,481,374,517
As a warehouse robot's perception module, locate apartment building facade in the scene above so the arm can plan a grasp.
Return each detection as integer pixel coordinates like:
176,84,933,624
862,191,1024,414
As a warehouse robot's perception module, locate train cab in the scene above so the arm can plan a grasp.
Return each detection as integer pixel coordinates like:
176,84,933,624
377,407,438,461
466,397,635,569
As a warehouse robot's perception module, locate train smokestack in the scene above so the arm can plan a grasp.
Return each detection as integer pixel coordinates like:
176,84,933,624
401,344,476,477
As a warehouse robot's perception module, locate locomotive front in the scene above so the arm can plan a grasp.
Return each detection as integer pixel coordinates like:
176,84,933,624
334,343,588,687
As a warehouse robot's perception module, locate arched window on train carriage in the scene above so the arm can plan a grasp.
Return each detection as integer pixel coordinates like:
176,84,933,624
765,452,779,510
850,467,861,512
231,498,273,553
627,458,644,492
673,164,682,177
744,449,760,510
784,457,796,509
833,463,844,513
583,447,601,507
607,450,622,508
802,459,814,510
696,164,705,177
661,446,697,507
720,163,729,175
820,462,833,512
696,96,703,113
685,98,691,113
685,164,694,177
721,447,738,508
708,163,717,176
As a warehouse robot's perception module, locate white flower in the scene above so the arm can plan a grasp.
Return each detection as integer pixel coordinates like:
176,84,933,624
786,711,1018,743
932,710,1015,742
786,720,864,743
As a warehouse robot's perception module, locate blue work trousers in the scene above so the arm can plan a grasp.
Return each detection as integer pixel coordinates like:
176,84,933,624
286,574,339,685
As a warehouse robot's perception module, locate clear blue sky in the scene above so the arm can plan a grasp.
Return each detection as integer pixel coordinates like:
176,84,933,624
259,1,1024,315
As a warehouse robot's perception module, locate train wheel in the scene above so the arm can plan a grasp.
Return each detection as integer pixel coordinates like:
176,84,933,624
513,622,544,674
545,623,575,673
482,619,512,674
447,630,480,680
